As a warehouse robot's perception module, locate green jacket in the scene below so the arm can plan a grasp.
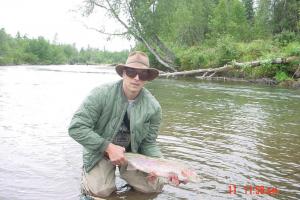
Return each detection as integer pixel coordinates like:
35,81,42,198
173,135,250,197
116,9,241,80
68,80,162,172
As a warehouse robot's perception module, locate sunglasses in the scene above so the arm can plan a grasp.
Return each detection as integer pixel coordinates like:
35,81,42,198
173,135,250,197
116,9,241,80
124,67,150,81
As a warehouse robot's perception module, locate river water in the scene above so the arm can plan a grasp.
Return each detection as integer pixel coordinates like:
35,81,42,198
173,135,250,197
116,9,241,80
0,65,299,200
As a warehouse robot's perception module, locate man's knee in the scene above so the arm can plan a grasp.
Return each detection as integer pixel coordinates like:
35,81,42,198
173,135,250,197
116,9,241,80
82,159,116,197
82,176,117,197
89,185,116,197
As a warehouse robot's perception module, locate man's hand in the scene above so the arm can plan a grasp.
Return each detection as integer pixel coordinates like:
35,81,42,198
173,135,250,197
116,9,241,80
105,143,126,166
168,172,180,186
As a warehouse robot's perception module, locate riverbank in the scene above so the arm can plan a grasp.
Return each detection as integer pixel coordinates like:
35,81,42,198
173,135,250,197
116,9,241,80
158,55,300,89
195,76,300,89
158,75,300,89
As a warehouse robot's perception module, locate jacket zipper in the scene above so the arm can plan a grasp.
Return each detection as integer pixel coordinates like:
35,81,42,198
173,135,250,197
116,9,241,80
111,101,128,141
130,104,135,152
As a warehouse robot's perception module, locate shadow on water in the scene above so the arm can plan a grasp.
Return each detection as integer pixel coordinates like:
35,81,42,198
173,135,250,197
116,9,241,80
0,66,299,200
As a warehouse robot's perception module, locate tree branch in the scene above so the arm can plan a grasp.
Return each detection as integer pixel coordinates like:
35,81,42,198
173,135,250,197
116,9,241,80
141,37,177,72
84,24,128,36
93,0,109,10
104,0,134,35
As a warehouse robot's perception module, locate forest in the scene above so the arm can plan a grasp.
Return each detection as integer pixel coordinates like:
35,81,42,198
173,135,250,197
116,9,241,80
81,0,300,83
1,0,300,83
0,28,128,65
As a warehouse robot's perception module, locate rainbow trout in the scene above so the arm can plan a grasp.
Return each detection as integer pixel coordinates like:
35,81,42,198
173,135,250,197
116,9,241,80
124,153,199,184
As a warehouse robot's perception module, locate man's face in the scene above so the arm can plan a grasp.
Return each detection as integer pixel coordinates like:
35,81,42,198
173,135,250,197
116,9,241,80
122,67,147,95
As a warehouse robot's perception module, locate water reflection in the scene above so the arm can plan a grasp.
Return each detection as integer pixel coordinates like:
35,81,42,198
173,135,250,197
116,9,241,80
0,66,299,200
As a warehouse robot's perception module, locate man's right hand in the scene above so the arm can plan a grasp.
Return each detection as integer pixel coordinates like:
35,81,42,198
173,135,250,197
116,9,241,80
105,143,126,166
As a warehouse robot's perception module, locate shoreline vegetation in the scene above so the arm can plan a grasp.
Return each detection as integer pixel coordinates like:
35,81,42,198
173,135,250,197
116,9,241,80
159,56,300,89
0,28,129,66
1,1,300,88
1,27,299,89
81,0,300,89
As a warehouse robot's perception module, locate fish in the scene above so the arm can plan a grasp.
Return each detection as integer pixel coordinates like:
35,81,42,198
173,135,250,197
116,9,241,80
124,153,200,184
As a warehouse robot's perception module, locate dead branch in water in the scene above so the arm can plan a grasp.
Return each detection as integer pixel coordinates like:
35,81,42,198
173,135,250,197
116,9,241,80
159,56,299,78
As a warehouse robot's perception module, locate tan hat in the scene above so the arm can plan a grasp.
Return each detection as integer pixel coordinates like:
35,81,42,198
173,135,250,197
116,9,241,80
116,51,159,81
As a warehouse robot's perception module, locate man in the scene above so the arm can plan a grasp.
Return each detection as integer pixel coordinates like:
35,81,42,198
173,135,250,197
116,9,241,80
69,51,176,198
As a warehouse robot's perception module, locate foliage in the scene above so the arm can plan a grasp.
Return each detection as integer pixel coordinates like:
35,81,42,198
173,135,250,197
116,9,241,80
283,42,300,56
242,60,296,81
215,35,239,65
242,62,277,79
253,0,272,38
209,0,250,41
273,31,298,46
235,40,279,61
272,0,300,34
176,47,209,70
1,0,300,80
275,71,293,82
156,0,213,46
0,28,128,66
79,0,300,77
242,0,254,23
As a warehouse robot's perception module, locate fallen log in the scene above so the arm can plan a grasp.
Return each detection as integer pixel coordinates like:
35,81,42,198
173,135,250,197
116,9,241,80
159,64,234,78
159,56,299,78
232,56,299,68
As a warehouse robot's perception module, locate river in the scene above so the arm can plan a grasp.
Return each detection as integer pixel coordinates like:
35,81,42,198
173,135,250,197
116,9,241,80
0,65,299,200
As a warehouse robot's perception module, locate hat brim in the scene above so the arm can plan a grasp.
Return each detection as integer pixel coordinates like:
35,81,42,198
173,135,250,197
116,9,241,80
115,64,159,81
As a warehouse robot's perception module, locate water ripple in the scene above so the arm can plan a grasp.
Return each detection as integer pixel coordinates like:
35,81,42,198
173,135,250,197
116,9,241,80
1,66,300,200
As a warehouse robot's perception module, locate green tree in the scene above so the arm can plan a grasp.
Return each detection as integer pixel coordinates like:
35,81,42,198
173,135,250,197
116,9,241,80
0,28,128,65
0,28,13,65
242,0,254,23
81,0,178,71
272,0,300,34
62,44,79,64
25,37,52,64
209,0,250,40
253,0,272,38
156,0,214,46
50,45,67,64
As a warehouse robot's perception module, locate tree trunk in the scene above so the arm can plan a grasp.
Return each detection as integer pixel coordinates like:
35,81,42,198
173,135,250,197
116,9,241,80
159,65,233,78
151,34,176,64
140,36,177,72
232,56,298,68
88,0,178,72
159,56,299,78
